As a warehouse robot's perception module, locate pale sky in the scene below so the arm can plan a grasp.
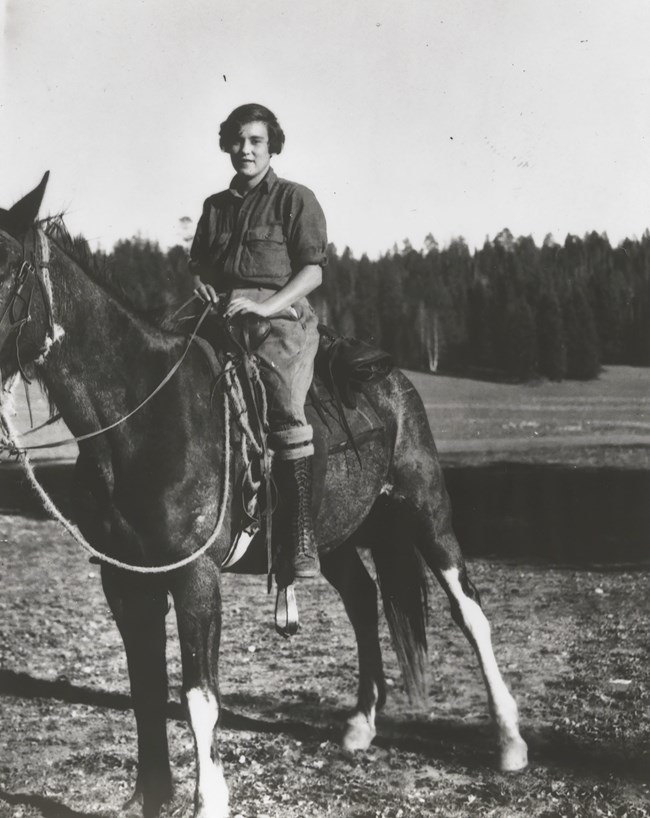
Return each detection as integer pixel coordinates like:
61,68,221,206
3,0,650,256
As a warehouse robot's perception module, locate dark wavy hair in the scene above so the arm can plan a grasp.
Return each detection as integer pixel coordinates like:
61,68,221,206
219,104,285,155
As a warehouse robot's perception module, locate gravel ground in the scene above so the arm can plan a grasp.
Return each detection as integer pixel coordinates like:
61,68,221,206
1,517,649,818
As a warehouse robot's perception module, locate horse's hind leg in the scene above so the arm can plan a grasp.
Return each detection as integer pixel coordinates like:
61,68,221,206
101,568,172,818
420,524,527,769
391,413,528,771
437,561,528,771
320,542,385,751
403,495,526,769
170,557,229,818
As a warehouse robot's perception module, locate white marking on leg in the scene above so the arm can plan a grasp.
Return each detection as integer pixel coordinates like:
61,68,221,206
186,688,230,817
343,683,378,752
442,568,528,771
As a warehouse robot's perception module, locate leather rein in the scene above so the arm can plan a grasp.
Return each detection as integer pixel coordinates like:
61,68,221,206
0,225,234,574
0,225,213,455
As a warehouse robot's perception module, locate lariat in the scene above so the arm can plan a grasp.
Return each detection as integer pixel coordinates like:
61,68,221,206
221,351,275,590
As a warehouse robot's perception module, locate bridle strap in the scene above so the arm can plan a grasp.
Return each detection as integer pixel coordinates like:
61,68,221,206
4,300,214,453
0,225,57,385
0,261,35,357
0,225,215,453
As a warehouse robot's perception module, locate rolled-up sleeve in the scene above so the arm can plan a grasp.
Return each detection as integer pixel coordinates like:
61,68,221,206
286,185,328,270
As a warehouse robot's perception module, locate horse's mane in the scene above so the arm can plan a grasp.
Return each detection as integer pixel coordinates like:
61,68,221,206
42,215,107,280
41,216,192,333
31,216,195,418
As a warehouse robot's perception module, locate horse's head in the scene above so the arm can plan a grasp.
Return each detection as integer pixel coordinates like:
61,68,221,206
0,172,60,382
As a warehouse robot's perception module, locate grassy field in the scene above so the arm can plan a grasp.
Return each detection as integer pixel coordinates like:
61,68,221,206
409,365,650,468
4,364,650,468
2,366,650,565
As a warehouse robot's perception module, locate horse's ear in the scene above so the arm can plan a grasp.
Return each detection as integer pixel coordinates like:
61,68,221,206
0,172,50,238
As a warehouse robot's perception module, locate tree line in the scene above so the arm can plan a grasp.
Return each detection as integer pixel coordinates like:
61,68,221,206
94,227,650,382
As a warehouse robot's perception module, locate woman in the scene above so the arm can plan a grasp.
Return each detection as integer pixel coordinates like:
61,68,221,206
189,103,327,586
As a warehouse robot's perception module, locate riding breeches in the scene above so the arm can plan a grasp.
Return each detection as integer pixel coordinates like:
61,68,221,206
229,288,319,460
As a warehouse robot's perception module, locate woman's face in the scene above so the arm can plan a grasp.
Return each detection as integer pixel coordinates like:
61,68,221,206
228,121,272,187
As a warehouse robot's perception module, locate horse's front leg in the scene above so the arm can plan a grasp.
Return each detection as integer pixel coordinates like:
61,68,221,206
171,557,229,818
320,543,386,752
101,568,172,818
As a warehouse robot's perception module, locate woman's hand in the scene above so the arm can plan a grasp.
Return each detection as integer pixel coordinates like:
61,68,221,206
224,296,271,319
193,277,220,305
224,265,321,320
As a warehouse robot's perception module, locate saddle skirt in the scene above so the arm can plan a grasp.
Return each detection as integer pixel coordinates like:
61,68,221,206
221,380,386,573
192,323,391,463
307,378,385,458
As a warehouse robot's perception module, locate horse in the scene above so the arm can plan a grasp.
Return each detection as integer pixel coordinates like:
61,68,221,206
0,174,527,818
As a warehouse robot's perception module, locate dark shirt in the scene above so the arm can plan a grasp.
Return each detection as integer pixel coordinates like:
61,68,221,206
189,168,327,291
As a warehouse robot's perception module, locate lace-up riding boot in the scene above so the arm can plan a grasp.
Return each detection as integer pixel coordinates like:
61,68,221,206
272,455,320,587
290,455,320,578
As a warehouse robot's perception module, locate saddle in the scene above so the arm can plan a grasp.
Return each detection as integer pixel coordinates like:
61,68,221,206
314,323,393,410
199,312,393,434
193,314,393,573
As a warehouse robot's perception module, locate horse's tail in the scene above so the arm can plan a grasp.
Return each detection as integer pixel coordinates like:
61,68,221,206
369,499,429,705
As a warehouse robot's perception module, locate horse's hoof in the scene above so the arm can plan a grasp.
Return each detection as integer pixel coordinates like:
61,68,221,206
122,782,173,817
342,711,376,752
195,802,230,818
193,773,230,818
499,737,528,772
122,789,143,816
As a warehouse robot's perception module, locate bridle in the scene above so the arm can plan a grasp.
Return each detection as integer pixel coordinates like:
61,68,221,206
0,223,57,383
0,225,214,452
0,224,233,573
0,224,275,574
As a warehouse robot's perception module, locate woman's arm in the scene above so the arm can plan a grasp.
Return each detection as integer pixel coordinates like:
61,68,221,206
189,202,221,305
224,264,322,319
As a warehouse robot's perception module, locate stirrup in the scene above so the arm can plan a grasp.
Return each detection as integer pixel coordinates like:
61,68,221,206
275,584,299,637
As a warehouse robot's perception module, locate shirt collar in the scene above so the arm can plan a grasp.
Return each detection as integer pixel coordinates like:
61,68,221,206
229,166,277,198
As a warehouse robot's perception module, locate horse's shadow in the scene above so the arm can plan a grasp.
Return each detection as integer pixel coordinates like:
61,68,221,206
1,669,648,784
0,787,110,818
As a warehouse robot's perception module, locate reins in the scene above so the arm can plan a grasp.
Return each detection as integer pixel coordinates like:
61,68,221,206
11,296,211,441
0,225,239,573
0,387,233,574
0,224,216,453
13,292,203,443
1,299,214,453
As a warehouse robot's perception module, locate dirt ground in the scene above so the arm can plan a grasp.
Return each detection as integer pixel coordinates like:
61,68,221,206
2,367,650,816
1,515,649,818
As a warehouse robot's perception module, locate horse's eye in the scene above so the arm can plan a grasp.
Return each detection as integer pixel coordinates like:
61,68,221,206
0,246,7,267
